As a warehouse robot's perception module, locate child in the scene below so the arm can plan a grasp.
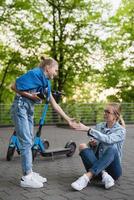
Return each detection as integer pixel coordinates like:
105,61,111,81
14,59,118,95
11,56,76,188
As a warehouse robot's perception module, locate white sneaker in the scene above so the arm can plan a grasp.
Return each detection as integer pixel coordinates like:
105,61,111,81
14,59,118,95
102,171,115,189
20,173,43,188
32,172,47,183
71,174,89,191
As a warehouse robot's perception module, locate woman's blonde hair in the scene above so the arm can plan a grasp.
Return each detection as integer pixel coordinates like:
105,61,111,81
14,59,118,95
108,103,125,128
39,56,58,68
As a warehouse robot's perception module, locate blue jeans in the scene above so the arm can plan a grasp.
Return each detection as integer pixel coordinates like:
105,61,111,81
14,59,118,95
11,95,34,175
80,146,122,180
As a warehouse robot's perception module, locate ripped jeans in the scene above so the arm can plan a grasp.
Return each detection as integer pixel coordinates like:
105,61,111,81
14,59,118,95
11,95,34,175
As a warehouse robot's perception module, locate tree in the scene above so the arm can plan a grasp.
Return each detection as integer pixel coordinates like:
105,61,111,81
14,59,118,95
0,0,104,103
99,0,134,102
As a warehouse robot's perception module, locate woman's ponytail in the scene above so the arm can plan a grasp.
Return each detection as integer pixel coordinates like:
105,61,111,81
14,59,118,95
118,115,126,128
109,102,126,128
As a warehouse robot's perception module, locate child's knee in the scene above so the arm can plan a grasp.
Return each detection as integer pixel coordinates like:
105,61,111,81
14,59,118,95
79,143,87,152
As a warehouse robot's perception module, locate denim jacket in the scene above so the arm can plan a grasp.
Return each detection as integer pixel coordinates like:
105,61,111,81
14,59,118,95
89,122,126,163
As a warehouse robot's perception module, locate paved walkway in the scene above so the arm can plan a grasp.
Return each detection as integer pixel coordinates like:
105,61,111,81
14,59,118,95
0,125,134,200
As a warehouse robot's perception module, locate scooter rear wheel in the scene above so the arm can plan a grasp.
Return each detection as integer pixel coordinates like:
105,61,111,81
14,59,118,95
32,149,38,161
6,146,15,161
65,142,76,157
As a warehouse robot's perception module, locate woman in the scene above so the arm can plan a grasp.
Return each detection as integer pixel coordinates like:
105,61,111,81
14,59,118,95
11,56,76,188
71,103,126,191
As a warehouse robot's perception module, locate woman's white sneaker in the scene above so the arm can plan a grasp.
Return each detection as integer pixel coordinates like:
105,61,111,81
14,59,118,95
102,172,115,189
32,172,47,183
71,174,89,191
20,173,43,188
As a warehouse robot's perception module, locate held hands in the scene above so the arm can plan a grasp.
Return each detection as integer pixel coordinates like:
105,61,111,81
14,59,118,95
68,119,90,132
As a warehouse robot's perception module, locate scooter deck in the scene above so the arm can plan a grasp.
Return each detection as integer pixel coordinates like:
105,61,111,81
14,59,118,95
41,147,70,157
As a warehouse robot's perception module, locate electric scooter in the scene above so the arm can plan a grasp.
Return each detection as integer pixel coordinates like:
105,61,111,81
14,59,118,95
6,84,76,161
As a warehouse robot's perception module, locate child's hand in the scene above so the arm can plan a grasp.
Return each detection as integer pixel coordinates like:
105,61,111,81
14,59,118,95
29,92,42,101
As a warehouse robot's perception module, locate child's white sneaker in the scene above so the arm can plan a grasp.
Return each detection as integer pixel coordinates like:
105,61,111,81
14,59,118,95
32,172,47,183
20,173,43,188
102,171,115,189
71,174,89,191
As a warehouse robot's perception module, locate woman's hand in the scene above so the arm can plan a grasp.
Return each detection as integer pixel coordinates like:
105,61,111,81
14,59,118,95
88,138,97,147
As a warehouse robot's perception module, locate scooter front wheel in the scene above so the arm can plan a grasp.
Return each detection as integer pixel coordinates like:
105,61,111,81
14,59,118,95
43,139,49,149
6,146,15,161
65,141,76,157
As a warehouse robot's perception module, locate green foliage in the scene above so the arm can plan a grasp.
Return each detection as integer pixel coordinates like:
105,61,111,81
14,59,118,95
0,0,133,104
98,0,134,102
7,0,33,10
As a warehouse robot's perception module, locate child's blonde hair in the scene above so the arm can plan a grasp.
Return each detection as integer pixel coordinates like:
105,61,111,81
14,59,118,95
39,56,58,68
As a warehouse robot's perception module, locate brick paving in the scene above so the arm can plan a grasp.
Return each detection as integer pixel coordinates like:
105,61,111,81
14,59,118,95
0,125,134,200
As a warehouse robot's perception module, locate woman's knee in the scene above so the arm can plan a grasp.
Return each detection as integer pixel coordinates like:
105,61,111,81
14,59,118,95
107,146,118,155
79,143,88,152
